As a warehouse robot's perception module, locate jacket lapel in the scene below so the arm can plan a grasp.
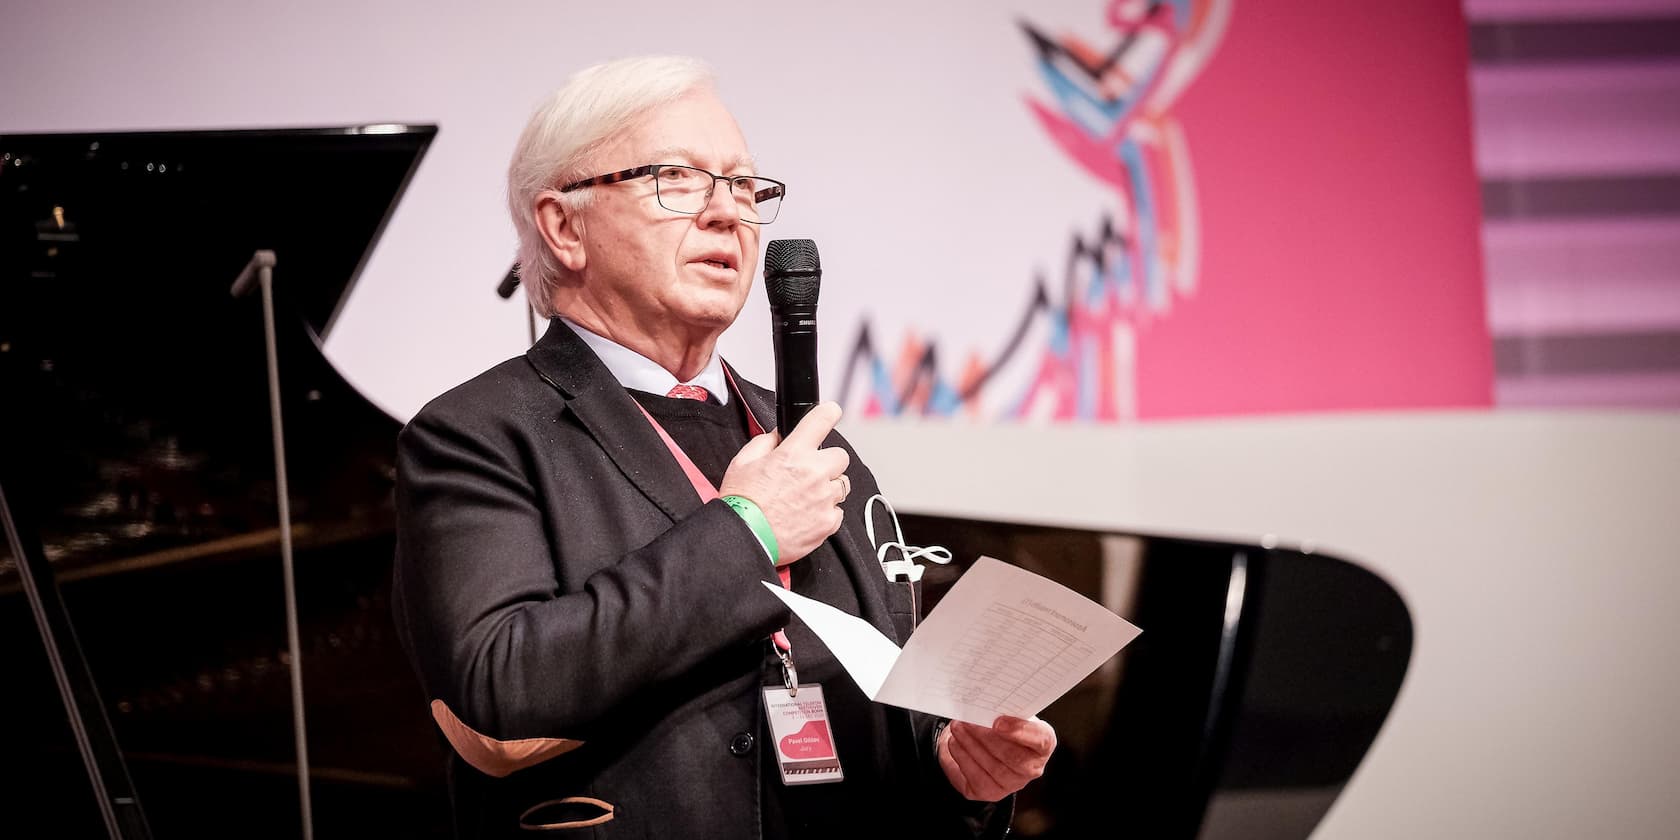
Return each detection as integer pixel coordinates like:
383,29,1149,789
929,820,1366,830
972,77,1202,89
525,319,706,523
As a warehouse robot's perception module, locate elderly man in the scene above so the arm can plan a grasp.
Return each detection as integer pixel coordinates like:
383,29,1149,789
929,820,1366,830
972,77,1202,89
392,55,1055,839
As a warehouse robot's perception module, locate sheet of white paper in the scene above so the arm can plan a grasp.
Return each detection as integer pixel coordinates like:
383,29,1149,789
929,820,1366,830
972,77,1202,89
876,556,1142,725
764,557,1142,727
763,583,902,699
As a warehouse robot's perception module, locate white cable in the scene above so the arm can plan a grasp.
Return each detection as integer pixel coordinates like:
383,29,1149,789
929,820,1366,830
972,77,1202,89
864,494,953,583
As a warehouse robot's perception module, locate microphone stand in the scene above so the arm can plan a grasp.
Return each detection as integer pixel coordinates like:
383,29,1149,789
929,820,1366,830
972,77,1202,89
229,250,315,840
0,475,153,840
496,263,537,346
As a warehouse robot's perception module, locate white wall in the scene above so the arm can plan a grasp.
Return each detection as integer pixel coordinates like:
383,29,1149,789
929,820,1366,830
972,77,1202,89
846,411,1680,839
5,2,1679,836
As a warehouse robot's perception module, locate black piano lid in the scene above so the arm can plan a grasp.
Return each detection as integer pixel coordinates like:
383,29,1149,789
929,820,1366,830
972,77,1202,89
0,124,436,579
0,124,436,341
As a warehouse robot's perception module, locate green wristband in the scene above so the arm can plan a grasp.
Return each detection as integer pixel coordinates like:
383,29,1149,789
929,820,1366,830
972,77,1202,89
720,495,779,562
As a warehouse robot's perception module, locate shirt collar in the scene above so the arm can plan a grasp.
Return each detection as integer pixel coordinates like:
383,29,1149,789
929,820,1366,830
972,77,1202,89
560,317,730,405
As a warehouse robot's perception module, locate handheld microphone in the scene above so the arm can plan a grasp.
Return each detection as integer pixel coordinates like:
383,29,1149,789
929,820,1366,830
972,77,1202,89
764,239,821,438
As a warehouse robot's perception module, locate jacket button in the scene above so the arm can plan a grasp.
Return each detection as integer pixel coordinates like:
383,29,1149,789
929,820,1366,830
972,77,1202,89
729,731,754,756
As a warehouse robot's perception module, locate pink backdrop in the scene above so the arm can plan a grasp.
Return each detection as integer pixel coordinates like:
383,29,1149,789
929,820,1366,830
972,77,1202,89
1140,0,1494,419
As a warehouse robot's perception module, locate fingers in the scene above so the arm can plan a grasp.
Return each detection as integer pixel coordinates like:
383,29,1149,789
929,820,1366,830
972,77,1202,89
939,718,1055,802
717,432,780,508
781,401,842,450
988,716,1058,756
954,723,1037,794
816,446,851,482
734,431,780,465
959,720,1048,776
716,402,853,565
936,728,975,796
946,724,1012,801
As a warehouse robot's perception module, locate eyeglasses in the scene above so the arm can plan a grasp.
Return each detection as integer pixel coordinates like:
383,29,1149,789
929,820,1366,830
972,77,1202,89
559,164,785,224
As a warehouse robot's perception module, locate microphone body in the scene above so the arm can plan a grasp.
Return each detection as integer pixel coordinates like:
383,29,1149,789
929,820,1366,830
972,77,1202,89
764,240,822,438
496,264,521,299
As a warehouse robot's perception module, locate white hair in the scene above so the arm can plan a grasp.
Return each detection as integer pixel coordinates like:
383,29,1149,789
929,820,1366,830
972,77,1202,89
507,55,717,319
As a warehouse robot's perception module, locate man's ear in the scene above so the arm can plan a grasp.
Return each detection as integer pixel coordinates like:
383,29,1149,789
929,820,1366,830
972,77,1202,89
535,191,586,273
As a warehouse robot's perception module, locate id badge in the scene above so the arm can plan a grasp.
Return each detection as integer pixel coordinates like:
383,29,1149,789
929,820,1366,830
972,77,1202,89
761,684,844,785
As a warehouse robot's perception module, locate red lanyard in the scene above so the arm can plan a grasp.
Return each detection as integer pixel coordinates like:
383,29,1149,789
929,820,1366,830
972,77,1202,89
633,373,794,656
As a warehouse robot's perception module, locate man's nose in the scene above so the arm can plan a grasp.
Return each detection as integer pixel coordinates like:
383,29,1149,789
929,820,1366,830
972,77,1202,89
696,177,742,228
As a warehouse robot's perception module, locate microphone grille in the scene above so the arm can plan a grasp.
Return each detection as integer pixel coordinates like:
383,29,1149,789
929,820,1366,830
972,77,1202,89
765,239,821,276
764,239,821,307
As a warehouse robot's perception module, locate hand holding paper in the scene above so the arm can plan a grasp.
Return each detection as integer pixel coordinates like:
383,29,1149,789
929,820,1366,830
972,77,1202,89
940,714,1056,802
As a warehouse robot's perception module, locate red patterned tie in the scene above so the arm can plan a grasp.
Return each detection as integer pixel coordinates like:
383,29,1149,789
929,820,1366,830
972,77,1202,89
666,384,711,402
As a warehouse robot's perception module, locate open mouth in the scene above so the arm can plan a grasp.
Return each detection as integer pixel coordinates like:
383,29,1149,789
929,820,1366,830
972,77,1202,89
696,257,735,271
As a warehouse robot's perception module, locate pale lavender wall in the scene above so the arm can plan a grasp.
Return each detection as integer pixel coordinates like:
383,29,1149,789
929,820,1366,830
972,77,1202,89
1467,1,1680,407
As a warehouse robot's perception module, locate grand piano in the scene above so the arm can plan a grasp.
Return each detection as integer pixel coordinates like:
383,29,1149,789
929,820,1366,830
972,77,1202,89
0,128,1411,839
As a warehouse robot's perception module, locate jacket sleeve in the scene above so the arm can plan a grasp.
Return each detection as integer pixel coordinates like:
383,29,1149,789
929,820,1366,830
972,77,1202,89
390,400,786,760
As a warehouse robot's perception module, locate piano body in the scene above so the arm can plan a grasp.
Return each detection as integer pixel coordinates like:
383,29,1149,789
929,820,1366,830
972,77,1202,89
0,128,1410,838
0,126,447,837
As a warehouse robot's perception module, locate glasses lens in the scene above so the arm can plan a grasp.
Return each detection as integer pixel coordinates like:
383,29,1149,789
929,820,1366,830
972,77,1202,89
652,165,712,214
738,177,783,225
652,166,783,224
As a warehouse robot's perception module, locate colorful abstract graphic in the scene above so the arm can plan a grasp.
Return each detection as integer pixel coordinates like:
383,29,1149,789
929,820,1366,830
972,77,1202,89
839,0,1231,421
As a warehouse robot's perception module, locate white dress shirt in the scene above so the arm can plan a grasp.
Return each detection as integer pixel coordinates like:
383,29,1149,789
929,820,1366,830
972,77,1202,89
560,318,730,405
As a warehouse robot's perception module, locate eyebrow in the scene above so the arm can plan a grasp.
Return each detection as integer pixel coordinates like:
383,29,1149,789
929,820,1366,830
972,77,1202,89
645,145,758,174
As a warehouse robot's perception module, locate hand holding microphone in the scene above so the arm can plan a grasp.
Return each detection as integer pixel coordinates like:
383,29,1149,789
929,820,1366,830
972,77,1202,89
718,239,848,566
719,401,849,566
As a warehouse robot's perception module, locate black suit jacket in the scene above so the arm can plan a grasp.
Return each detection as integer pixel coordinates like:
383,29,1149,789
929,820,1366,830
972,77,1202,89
392,321,1005,839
